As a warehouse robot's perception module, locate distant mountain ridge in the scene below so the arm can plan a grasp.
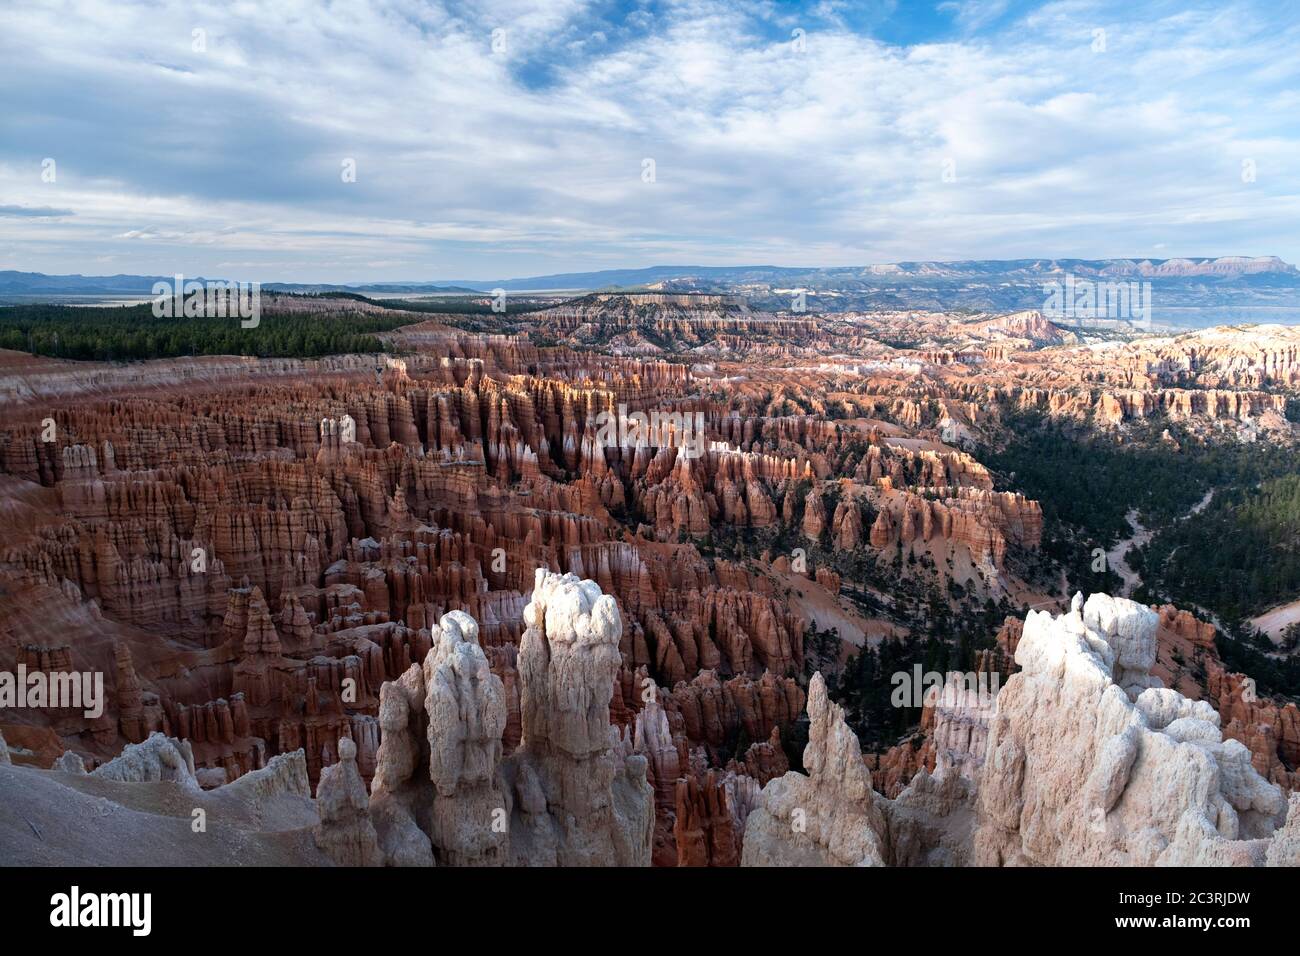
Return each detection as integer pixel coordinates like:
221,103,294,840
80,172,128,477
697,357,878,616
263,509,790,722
0,271,480,296
0,270,219,295
263,282,482,295
4,259,1300,328
443,256,1297,291
3,257,1293,296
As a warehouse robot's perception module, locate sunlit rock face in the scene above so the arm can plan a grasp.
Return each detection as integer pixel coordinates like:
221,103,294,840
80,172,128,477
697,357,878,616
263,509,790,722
975,594,1297,867
740,594,1299,870
334,579,654,867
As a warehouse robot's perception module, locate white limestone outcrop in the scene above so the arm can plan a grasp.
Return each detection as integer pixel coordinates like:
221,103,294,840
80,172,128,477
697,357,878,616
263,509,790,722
367,609,506,866
741,673,891,866
363,573,653,867
314,736,382,866
220,749,310,802
1264,795,1300,867
974,593,1290,865
0,740,325,865
744,592,1298,868
506,570,654,866
91,732,199,789
930,672,996,784
54,751,87,774
368,661,436,867
424,609,509,866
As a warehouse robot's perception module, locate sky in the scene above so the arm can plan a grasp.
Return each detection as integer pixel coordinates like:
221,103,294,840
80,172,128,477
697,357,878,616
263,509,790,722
1,0,1298,283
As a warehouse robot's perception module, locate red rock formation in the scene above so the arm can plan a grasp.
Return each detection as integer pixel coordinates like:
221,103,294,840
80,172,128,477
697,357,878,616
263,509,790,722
2,298,1292,865
673,770,742,867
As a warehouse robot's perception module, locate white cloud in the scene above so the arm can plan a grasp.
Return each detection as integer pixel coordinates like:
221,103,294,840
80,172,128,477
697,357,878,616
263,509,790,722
0,0,1296,280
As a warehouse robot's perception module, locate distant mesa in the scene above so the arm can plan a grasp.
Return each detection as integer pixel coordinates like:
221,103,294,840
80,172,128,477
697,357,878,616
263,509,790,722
3,256,1294,298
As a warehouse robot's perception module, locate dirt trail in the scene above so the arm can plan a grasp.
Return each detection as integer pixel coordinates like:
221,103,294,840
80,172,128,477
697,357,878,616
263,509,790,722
1248,600,1300,644
1106,489,1215,600
1106,509,1152,599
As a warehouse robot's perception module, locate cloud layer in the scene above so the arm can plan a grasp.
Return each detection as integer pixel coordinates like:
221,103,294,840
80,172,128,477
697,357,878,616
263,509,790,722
2,0,1297,281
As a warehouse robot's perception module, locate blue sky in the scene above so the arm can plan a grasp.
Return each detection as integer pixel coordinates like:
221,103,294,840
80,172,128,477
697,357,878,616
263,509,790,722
1,0,1297,282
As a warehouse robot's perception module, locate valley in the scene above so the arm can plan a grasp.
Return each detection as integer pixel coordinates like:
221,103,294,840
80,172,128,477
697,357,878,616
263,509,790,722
1,291,1298,867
